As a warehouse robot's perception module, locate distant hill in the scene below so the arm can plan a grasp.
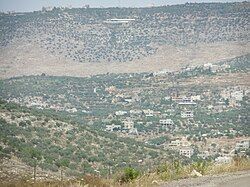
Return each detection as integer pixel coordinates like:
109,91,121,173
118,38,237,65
0,2,249,78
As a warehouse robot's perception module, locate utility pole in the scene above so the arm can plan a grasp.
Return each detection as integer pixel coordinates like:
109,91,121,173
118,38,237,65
61,167,63,182
33,158,37,183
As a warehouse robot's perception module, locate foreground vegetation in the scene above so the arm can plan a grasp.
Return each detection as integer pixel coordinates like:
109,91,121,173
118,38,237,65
1,157,249,187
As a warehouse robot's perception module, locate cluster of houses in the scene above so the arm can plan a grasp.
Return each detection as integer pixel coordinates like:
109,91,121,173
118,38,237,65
164,137,249,161
220,86,248,108
214,139,250,164
104,106,178,134
203,63,230,73
7,95,79,113
103,85,248,137
105,118,138,135
166,138,194,158
3,63,249,164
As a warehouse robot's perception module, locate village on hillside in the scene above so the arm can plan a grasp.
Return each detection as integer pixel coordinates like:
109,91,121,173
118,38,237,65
1,54,249,165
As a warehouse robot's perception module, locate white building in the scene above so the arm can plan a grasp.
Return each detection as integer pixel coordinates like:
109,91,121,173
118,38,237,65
115,110,127,116
198,151,210,159
179,147,194,158
231,90,244,101
129,128,138,135
104,18,135,24
215,156,232,164
235,140,250,150
191,95,201,101
159,119,174,130
221,87,245,101
130,109,143,115
178,97,196,105
106,124,121,131
153,69,169,76
123,120,134,130
159,119,174,126
203,63,219,73
66,108,77,113
169,139,182,147
143,109,154,117
169,138,190,148
181,111,194,118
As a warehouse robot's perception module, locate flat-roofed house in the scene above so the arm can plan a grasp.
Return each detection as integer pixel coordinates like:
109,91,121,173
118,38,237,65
181,111,194,118
123,119,134,130
179,147,194,158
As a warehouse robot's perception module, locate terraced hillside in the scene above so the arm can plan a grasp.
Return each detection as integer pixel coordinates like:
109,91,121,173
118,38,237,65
0,2,249,78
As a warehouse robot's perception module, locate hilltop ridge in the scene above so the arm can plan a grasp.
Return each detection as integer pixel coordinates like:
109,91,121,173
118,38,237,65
0,2,249,78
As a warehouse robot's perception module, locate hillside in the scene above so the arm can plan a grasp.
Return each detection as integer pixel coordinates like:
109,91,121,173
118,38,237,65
0,99,174,182
0,55,249,157
0,2,249,78
0,2,249,186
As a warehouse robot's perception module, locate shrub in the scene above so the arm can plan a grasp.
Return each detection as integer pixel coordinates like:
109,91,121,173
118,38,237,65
19,121,27,127
192,160,209,175
157,161,188,181
117,167,140,183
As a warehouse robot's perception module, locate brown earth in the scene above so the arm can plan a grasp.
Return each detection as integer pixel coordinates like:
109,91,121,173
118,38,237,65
0,39,249,79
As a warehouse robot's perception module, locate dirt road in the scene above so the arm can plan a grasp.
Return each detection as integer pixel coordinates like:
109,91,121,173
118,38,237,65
161,170,250,187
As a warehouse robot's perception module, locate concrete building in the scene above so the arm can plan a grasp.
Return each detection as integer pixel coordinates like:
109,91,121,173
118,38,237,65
178,97,196,105
231,90,244,101
191,95,201,101
106,124,121,131
130,109,143,115
123,119,134,130
198,151,210,159
169,138,190,148
143,109,154,117
129,128,138,135
179,147,194,158
215,156,232,164
235,140,250,150
159,119,174,130
169,139,182,147
159,119,174,126
181,111,194,118
115,110,127,116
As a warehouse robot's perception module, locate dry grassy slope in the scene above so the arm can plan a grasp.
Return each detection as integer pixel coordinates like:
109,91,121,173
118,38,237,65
178,73,250,87
0,37,249,79
0,158,61,183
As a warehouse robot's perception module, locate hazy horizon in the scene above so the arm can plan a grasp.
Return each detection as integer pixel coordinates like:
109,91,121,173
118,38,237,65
0,0,245,12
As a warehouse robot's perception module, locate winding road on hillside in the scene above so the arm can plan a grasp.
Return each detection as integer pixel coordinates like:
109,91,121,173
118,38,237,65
161,170,250,187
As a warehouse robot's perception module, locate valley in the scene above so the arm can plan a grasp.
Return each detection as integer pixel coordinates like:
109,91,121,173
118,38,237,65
0,2,249,186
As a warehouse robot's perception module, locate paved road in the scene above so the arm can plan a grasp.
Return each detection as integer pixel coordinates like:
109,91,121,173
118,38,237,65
161,170,250,187
218,174,250,187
